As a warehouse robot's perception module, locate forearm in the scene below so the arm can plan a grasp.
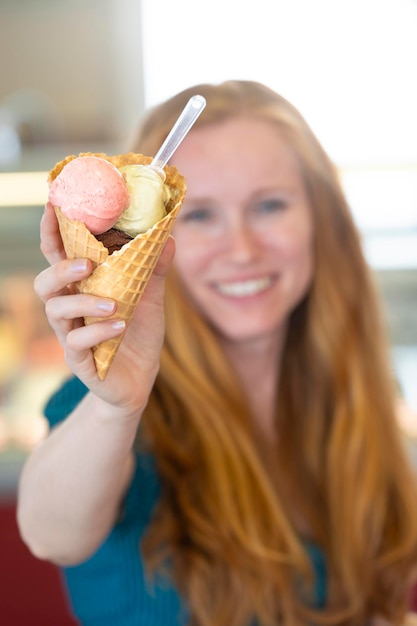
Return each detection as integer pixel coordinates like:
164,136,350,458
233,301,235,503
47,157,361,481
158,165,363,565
17,391,141,565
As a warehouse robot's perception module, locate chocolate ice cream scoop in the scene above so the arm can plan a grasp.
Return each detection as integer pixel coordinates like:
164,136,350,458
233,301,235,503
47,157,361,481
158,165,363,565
95,228,133,254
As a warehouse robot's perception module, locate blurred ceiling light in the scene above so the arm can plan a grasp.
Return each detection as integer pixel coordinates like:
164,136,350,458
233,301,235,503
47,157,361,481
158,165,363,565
0,171,48,207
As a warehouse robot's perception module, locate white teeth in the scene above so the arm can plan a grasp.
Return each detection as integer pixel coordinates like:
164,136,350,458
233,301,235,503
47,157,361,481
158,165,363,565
216,277,272,297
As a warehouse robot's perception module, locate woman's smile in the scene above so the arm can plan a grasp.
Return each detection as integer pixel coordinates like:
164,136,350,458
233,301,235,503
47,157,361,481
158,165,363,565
213,276,275,298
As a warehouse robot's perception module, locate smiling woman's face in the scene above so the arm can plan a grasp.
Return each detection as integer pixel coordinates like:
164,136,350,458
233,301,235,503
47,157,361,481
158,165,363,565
171,116,314,346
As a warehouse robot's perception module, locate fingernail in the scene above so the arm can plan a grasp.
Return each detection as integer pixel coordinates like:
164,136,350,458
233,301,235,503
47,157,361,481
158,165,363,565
111,320,125,330
97,299,116,312
71,259,88,272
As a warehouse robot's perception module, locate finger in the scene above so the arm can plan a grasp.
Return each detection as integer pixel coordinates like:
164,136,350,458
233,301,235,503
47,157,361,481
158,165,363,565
56,318,126,382
124,237,175,322
152,236,176,277
42,290,125,372
34,257,93,303
66,319,126,353
45,293,117,333
40,202,67,265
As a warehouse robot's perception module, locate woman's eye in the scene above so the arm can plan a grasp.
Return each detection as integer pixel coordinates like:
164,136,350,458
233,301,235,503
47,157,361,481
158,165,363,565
182,207,213,222
257,198,287,214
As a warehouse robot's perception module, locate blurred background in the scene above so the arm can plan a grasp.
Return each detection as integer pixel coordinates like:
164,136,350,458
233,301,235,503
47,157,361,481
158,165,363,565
0,0,416,622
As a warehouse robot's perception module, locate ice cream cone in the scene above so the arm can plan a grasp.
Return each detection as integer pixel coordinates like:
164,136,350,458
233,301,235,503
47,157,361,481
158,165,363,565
50,152,187,380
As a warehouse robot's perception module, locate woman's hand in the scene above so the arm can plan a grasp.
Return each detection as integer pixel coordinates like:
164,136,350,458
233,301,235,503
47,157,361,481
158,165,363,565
35,203,175,416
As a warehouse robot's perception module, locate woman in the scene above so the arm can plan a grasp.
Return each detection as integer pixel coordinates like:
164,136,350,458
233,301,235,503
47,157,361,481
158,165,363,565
17,81,417,625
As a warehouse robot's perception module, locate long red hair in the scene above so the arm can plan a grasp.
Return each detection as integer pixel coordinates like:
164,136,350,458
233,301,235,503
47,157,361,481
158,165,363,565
133,81,417,625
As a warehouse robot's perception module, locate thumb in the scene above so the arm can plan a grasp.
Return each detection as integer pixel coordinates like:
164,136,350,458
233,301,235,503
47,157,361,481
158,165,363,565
153,236,176,277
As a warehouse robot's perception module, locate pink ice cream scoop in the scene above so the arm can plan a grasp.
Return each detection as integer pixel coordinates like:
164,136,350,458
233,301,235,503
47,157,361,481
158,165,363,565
48,156,130,235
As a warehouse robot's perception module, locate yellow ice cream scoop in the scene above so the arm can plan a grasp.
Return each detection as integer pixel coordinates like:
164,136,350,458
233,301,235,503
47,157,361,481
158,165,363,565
116,165,171,235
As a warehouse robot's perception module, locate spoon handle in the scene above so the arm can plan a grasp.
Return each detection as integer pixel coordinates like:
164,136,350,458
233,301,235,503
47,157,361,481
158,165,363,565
150,95,206,172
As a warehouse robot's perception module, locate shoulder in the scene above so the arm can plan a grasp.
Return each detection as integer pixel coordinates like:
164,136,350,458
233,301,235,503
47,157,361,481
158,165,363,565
61,450,182,624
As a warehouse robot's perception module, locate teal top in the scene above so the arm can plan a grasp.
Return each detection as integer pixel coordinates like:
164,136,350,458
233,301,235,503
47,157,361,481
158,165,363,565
45,376,327,625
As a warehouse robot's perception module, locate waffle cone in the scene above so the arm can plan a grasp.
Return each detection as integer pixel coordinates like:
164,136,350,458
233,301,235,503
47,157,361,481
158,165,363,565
49,152,186,379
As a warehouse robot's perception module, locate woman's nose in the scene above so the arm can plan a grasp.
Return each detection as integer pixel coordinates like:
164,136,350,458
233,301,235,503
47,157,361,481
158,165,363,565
225,219,260,262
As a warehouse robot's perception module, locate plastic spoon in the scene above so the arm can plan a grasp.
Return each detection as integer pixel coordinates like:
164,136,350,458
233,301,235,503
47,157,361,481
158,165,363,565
149,95,206,177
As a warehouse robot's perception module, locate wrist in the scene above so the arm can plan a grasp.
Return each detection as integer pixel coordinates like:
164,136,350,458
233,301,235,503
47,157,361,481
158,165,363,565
81,391,144,428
